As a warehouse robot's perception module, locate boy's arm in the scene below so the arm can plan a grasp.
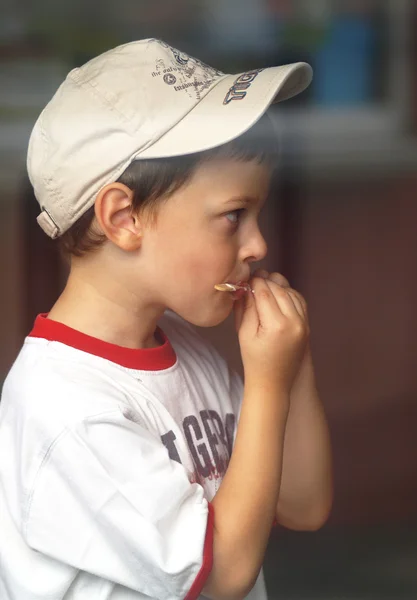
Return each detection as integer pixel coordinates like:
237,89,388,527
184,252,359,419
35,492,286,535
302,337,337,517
251,269,333,531
275,346,333,530
203,273,309,600
203,379,290,600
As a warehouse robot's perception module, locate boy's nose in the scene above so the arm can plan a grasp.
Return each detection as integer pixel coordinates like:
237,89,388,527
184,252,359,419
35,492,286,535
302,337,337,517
245,231,268,264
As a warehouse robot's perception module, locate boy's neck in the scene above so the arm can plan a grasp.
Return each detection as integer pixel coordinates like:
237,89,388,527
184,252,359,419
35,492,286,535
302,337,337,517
47,270,165,350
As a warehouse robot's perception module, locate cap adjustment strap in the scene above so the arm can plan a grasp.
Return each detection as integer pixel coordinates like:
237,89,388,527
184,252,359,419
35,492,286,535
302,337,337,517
37,209,60,239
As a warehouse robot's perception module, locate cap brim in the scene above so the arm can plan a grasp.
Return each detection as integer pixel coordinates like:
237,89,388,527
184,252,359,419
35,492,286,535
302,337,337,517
137,62,312,159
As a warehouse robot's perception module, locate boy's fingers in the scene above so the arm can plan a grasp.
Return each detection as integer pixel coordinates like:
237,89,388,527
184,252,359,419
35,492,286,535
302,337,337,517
288,289,308,318
268,272,290,288
262,280,307,327
261,279,298,321
249,276,284,328
236,277,260,331
238,277,306,333
252,269,290,290
286,290,306,321
234,282,258,332
233,296,244,332
253,269,290,287
286,290,310,336
252,268,269,279
261,272,307,320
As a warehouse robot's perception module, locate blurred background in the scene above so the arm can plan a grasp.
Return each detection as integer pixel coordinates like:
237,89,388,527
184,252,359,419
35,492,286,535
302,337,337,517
1,0,417,598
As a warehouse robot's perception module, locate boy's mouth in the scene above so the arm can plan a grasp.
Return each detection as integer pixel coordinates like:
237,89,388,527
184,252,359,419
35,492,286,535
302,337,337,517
231,287,247,300
214,280,252,294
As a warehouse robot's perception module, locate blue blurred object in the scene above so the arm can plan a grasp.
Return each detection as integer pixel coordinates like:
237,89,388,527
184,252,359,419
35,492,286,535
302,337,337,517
312,16,376,107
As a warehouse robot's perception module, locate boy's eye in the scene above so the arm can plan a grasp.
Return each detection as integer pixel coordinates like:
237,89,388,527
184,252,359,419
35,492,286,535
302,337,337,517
225,209,245,226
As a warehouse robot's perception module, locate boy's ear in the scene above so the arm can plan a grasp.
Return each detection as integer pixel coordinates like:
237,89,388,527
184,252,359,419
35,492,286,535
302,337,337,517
94,183,142,251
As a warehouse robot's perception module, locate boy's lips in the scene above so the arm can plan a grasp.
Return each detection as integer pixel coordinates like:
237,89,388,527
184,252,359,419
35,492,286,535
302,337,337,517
230,280,251,291
231,288,247,300
225,277,251,287
214,279,252,297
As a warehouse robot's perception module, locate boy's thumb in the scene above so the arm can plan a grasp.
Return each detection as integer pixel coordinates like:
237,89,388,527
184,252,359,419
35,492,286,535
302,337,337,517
233,297,244,333
233,289,255,333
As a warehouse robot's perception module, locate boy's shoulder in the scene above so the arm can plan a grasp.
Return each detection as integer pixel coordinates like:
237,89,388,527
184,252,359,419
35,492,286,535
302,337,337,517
1,311,239,433
1,332,130,424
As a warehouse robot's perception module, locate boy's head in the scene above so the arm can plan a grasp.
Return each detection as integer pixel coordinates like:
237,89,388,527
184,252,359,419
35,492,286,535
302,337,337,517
27,39,312,327
59,116,278,258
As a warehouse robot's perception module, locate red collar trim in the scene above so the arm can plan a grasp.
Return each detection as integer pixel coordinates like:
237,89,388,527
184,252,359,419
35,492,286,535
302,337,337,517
28,314,177,371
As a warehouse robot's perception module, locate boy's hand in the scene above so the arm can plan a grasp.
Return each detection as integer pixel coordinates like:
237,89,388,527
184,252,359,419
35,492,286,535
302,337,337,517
233,269,309,392
252,269,310,338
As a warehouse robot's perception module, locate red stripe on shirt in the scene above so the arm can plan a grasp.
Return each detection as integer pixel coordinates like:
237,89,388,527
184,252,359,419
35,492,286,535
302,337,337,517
185,502,214,600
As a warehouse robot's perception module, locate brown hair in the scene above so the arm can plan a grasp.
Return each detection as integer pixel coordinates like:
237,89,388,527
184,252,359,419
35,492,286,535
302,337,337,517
58,113,279,259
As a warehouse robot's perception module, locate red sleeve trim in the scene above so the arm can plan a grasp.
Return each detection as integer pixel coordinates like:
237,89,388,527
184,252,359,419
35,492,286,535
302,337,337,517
185,502,214,600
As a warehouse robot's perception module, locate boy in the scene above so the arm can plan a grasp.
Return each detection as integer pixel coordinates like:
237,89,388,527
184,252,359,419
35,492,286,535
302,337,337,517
0,39,332,599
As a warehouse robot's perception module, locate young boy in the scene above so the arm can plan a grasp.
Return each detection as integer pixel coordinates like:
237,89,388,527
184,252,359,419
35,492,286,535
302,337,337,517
0,39,332,599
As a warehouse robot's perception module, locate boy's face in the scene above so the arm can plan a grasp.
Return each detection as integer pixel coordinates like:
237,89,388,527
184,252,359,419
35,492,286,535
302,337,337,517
140,157,271,327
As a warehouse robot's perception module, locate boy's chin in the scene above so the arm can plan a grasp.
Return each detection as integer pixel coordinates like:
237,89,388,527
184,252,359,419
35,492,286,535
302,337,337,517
175,304,233,328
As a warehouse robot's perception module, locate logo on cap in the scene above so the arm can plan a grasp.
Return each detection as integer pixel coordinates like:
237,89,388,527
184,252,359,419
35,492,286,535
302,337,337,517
151,40,223,100
223,69,263,105
172,48,190,67
164,73,177,85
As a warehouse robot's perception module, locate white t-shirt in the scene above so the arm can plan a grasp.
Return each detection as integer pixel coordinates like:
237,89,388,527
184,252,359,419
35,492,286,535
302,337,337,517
0,310,268,599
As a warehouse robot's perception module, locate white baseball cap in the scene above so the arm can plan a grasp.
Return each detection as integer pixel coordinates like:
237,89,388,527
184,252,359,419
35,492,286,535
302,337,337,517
27,38,313,238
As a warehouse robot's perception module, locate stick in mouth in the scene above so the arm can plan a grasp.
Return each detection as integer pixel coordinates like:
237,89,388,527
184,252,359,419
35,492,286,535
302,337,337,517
214,283,254,293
